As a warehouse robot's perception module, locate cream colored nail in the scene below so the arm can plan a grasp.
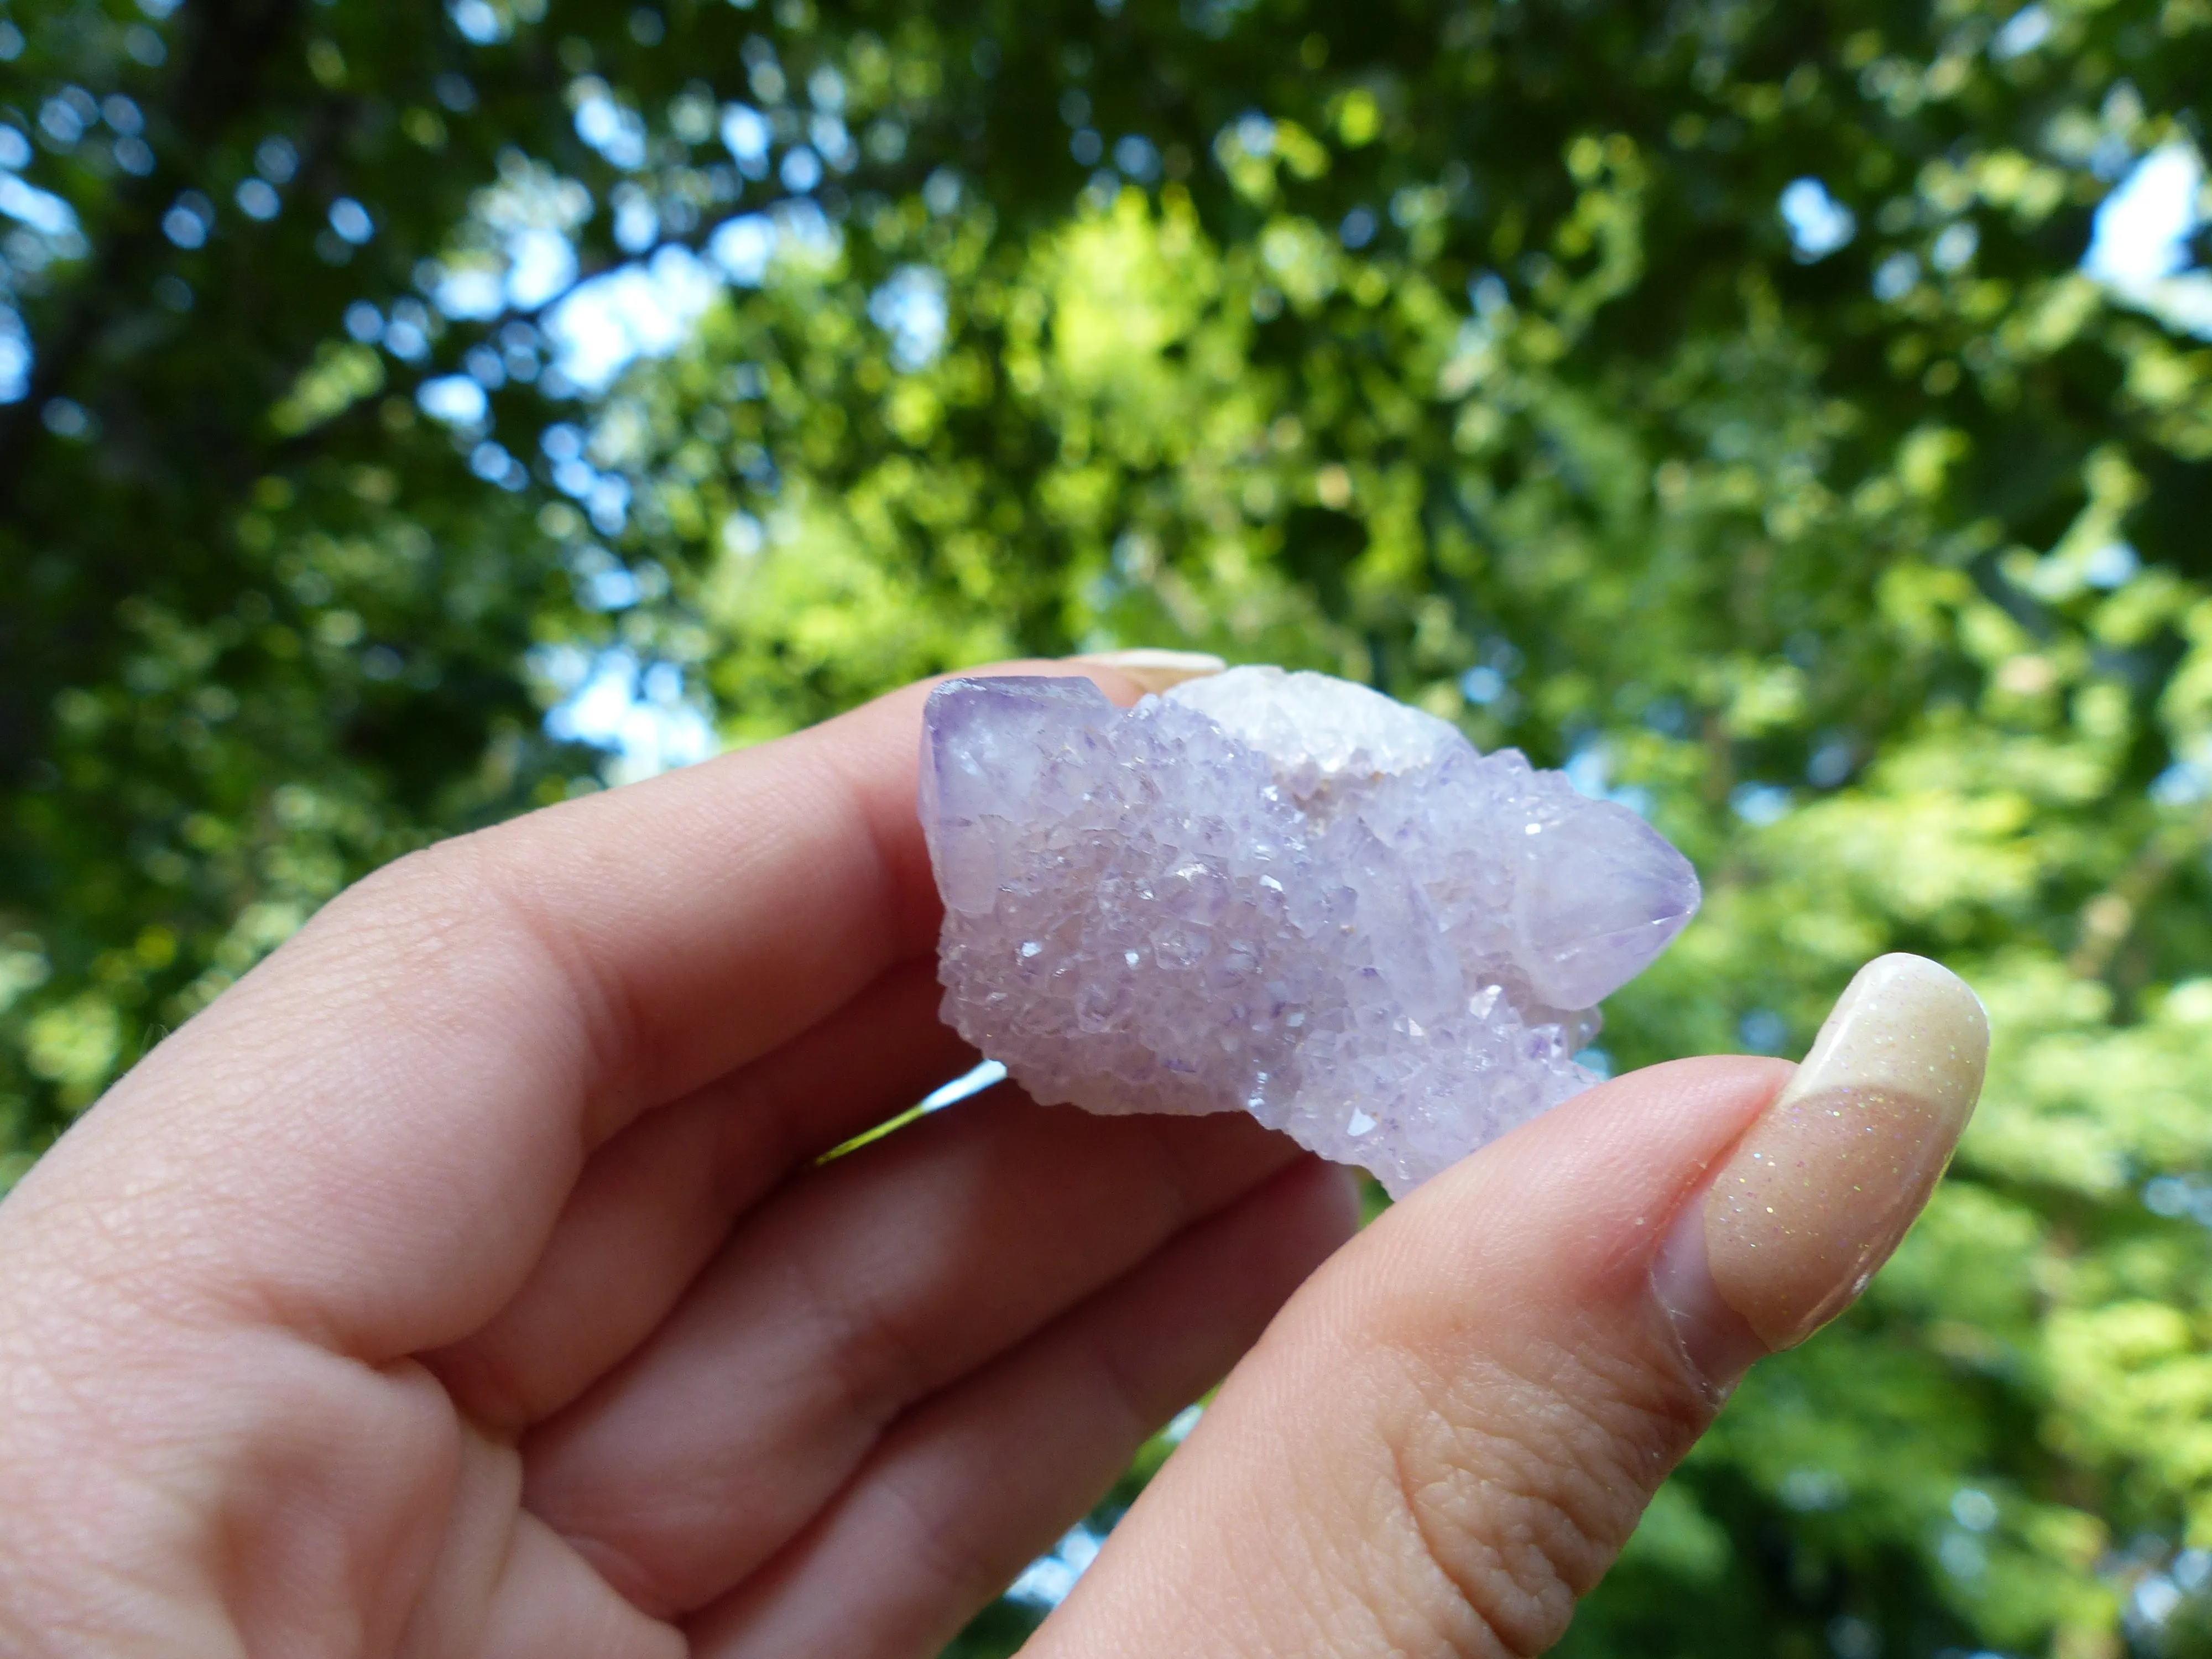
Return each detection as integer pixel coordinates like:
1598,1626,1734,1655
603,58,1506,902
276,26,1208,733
1703,954,1989,1352
1066,649,1228,695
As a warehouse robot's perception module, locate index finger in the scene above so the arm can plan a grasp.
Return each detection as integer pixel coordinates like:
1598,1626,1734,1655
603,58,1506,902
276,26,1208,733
0,660,1144,1360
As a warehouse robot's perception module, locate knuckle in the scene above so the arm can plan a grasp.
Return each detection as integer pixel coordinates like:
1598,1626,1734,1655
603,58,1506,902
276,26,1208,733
344,834,510,928
1369,1339,1695,1657
327,832,642,1108
871,1467,1015,1619
323,839,498,964
811,1266,940,1432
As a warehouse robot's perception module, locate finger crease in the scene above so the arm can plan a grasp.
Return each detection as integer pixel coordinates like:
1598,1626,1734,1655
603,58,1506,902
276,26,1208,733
1386,1428,1556,1659
802,1260,941,1436
870,1463,1006,1615
469,858,655,1145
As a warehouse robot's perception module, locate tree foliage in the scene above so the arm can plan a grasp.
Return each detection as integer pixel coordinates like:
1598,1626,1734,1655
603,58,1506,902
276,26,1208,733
9,0,2212,1652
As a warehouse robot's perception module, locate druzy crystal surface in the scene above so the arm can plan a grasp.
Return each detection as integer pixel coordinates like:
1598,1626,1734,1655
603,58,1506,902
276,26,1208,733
920,667,1701,1196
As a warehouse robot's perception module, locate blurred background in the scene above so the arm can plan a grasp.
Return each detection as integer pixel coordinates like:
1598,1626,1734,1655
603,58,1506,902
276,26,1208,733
4,0,2212,1652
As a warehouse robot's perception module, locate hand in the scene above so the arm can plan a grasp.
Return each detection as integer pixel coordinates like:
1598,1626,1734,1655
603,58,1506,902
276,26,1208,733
0,661,1985,1658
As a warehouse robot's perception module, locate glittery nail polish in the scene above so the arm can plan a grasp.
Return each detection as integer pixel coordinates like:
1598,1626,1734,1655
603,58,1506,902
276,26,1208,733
1704,953,1989,1350
1654,954,1989,1385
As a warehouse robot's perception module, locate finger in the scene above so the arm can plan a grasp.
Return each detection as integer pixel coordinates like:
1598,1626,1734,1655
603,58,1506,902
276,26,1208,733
686,1158,1359,1659
1024,957,1989,1659
3,660,1143,1362
520,1089,1306,1618
426,959,975,1432
1036,1058,1773,1659
473,1517,683,1659
386,1416,683,1659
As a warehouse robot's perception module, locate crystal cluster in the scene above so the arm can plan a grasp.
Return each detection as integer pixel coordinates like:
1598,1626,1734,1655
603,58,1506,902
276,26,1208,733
919,667,1701,1196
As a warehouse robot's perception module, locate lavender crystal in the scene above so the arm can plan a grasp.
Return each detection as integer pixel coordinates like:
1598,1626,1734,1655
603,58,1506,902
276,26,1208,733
919,667,1701,1196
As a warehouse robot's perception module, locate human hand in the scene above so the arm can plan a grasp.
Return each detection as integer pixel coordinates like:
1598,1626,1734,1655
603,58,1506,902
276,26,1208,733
0,659,1986,1658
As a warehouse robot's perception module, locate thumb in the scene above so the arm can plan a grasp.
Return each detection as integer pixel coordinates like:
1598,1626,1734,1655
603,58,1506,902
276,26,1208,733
1023,954,1989,1659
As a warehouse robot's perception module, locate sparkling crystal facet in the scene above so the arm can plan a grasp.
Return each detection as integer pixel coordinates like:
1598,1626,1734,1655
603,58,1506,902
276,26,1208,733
920,666,1702,1196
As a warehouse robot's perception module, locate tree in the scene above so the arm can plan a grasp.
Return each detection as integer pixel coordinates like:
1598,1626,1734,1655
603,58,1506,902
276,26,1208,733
8,0,2212,1652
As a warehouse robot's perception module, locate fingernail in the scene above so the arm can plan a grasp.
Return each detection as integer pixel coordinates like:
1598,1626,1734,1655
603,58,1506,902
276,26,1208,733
1655,954,1990,1386
1066,649,1228,695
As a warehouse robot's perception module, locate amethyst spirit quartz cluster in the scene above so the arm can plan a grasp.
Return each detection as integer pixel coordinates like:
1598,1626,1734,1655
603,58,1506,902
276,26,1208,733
919,667,1702,1196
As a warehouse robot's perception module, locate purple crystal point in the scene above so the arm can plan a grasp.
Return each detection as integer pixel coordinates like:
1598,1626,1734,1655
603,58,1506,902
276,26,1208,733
1513,794,1703,1010
919,666,1702,1196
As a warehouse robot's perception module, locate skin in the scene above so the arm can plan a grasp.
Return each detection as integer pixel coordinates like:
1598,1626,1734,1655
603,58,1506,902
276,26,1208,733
0,662,1798,1658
